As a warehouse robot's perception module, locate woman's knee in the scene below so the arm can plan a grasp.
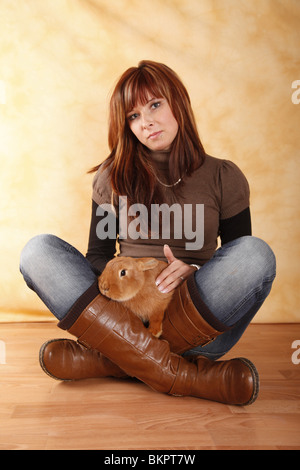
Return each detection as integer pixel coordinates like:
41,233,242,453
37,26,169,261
19,234,61,275
234,236,276,281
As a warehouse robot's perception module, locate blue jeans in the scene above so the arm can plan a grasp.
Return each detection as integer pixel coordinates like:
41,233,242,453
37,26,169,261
19,234,276,359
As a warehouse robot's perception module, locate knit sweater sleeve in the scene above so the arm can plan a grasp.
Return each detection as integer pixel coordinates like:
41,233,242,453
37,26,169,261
92,162,113,207
86,163,117,273
219,207,252,245
219,160,250,220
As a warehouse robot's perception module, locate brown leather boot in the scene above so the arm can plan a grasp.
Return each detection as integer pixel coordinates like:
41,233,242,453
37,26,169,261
160,275,229,354
39,338,127,381
53,284,259,406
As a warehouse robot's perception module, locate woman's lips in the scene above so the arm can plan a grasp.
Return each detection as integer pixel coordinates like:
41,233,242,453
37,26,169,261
148,131,162,140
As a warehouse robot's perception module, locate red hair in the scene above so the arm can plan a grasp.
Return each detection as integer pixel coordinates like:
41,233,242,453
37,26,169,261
91,60,205,209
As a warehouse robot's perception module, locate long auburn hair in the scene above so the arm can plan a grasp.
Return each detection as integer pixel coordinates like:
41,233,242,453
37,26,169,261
90,60,206,210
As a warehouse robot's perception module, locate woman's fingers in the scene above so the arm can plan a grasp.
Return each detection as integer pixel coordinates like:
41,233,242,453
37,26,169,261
155,245,196,293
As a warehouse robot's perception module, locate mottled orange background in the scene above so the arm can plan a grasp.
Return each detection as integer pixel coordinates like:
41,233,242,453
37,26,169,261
1,0,299,322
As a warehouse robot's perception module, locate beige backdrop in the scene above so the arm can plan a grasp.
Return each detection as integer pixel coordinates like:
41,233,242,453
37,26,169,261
0,0,299,322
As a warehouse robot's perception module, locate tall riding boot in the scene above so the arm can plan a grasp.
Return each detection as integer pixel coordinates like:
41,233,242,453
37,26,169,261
45,281,259,405
160,274,230,354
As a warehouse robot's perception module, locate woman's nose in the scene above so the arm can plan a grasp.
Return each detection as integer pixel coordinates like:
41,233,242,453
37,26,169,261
141,113,154,129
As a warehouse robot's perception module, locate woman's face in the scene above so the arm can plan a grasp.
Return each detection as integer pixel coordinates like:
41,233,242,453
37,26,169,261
127,96,179,152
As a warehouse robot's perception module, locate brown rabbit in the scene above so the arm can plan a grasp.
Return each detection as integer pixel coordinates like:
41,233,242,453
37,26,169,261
98,256,173,337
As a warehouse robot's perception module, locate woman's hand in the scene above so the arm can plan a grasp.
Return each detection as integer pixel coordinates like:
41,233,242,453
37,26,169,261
155,245,196,293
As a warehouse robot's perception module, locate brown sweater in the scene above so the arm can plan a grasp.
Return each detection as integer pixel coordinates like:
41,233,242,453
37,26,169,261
90,152,250,266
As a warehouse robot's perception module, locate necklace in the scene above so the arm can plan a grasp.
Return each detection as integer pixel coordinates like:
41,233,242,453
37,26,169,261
155,175,182,188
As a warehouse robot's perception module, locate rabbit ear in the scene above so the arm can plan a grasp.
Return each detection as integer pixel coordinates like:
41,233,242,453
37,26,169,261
138,258,159,271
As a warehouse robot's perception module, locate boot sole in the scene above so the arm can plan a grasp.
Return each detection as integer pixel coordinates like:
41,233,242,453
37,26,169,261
236,357,260,406
39,338,74,381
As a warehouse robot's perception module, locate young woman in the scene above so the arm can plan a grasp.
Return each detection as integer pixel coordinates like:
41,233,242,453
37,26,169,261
20,60,276,405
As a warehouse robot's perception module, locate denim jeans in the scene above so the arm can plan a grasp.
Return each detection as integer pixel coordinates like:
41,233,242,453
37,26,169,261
19,234,276,359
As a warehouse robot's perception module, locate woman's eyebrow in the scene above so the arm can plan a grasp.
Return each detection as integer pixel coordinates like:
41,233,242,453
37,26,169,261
127,97,155,114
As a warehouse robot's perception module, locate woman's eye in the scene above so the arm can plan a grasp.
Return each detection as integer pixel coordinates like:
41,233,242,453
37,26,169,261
120,269,127,277
128,113,138,121
151,101,161,109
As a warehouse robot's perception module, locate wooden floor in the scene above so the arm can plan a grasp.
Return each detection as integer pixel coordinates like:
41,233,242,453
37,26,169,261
0,322,299,450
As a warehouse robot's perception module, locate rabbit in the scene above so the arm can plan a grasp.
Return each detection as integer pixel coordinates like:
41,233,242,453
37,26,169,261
98,256,174,337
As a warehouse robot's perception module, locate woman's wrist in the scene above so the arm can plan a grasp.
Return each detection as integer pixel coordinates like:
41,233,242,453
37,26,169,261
190,263,201,271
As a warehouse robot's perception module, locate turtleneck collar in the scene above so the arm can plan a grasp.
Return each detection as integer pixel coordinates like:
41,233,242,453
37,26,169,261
148,149,170,170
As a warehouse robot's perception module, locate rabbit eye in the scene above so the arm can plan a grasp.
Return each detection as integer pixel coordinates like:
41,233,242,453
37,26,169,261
120,269,127,277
